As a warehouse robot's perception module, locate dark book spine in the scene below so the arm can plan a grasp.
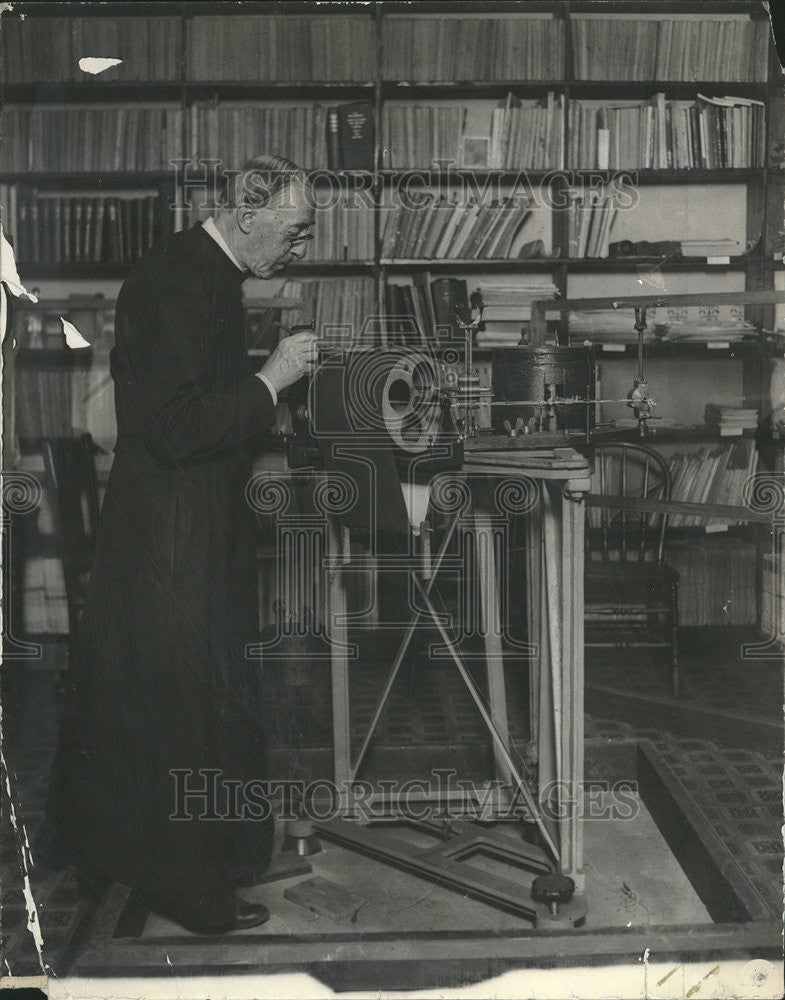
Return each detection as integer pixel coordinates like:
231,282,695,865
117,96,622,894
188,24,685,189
337,102,374,171
326,109,341,170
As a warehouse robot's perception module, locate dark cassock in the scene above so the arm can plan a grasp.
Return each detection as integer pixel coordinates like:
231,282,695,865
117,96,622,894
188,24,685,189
44,222,277,933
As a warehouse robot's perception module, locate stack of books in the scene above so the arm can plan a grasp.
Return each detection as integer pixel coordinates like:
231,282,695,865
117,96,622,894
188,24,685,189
382,17,564,81
488,93,565,169
568,310,642,343
1,106,186,172
476,282,558,347
654,305,756,342
705,405,759,436
572,17,769,82
570,305,757,344
187,16,374,81
568,94,766,170
379,198,540,260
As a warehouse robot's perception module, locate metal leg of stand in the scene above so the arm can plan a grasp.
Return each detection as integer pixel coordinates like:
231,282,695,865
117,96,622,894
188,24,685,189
411,573,560,864
349,513,460,784
327,515,351,790
473,505,512,786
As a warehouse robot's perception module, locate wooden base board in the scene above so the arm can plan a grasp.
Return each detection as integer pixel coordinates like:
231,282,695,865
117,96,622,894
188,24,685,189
58,744,780,990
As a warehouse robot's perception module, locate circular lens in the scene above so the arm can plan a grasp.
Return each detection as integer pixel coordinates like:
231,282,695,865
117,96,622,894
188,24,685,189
387,377,412,412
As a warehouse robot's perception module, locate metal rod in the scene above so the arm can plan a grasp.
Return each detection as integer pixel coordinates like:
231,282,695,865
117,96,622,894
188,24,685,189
411,574,561,864
349,512,461,782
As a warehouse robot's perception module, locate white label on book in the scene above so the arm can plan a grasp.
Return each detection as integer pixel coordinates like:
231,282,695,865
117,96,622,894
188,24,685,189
719,427,744,436
705,524,729,534
706,256,731,265
602,343,626,352
707,342,730,350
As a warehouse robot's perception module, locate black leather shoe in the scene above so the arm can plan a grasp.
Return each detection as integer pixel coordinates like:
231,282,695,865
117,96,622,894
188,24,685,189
234,897,270,929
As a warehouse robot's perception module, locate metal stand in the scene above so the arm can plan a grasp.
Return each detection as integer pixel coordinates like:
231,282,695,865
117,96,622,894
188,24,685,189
318,451,591,919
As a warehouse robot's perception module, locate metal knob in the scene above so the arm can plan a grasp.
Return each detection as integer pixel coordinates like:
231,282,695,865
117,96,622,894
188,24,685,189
531,873,575,916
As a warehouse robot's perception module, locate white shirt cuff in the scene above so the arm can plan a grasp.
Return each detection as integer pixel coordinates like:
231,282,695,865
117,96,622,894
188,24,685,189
255,372,277,406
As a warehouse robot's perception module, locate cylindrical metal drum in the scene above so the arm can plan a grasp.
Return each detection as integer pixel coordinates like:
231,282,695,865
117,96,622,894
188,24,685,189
491,345,595,435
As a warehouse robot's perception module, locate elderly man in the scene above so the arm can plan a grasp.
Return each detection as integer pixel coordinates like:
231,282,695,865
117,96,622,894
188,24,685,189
44,155,317,933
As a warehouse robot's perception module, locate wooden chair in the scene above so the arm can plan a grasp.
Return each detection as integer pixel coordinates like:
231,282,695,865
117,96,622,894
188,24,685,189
42,434,100,652
585,442,680,697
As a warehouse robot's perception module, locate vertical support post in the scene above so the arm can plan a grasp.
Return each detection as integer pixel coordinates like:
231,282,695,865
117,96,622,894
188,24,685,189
326,513,351,793
473,503,512,786
559,477,588,891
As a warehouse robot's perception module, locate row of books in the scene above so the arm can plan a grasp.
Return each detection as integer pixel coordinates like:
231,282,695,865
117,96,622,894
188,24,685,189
3,187,168,265
1,16,182,83
281,278,377,345
567,95,766,171
488,94,565,170
667,439,759,528
305,197,374,263
189,104,329,176
381,107,464,170
187,16,374,82
382,17,564,81
2,106,186,173
567,187,621,259
380,95,565,170
664,537,757,625
4,98,764,176
572,17,769,83
379,200,541,261
4,15,767,86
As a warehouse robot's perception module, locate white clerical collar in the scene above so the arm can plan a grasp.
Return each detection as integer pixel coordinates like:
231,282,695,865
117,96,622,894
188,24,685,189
202,217,245,274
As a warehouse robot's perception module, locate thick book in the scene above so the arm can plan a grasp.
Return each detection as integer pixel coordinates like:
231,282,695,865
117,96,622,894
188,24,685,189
336,102,374,171
326,108,341,170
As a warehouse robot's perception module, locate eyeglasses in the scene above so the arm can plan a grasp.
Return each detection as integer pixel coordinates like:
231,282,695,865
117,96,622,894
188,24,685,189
288,232,314,249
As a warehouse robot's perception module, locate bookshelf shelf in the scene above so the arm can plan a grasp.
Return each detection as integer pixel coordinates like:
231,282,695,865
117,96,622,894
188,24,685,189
567,169,769,185
3,172,173,189
381,258,557,271
2,83,186,103
15,261,377,279
564,258,756,272
567,81,770,99
4,1,779,641
594,425,758,446
15,263,136,279
381,81,566,99
585,340,765,359
188,82,376,101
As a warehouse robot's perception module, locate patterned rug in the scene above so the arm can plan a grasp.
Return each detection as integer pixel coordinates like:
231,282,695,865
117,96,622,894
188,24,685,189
1,631,782,976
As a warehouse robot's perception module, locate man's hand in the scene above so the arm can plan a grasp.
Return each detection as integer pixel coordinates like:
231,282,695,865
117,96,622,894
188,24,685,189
258,331,317,394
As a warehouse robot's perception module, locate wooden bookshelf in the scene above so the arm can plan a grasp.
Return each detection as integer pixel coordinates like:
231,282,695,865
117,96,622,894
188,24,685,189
2,1,782,634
